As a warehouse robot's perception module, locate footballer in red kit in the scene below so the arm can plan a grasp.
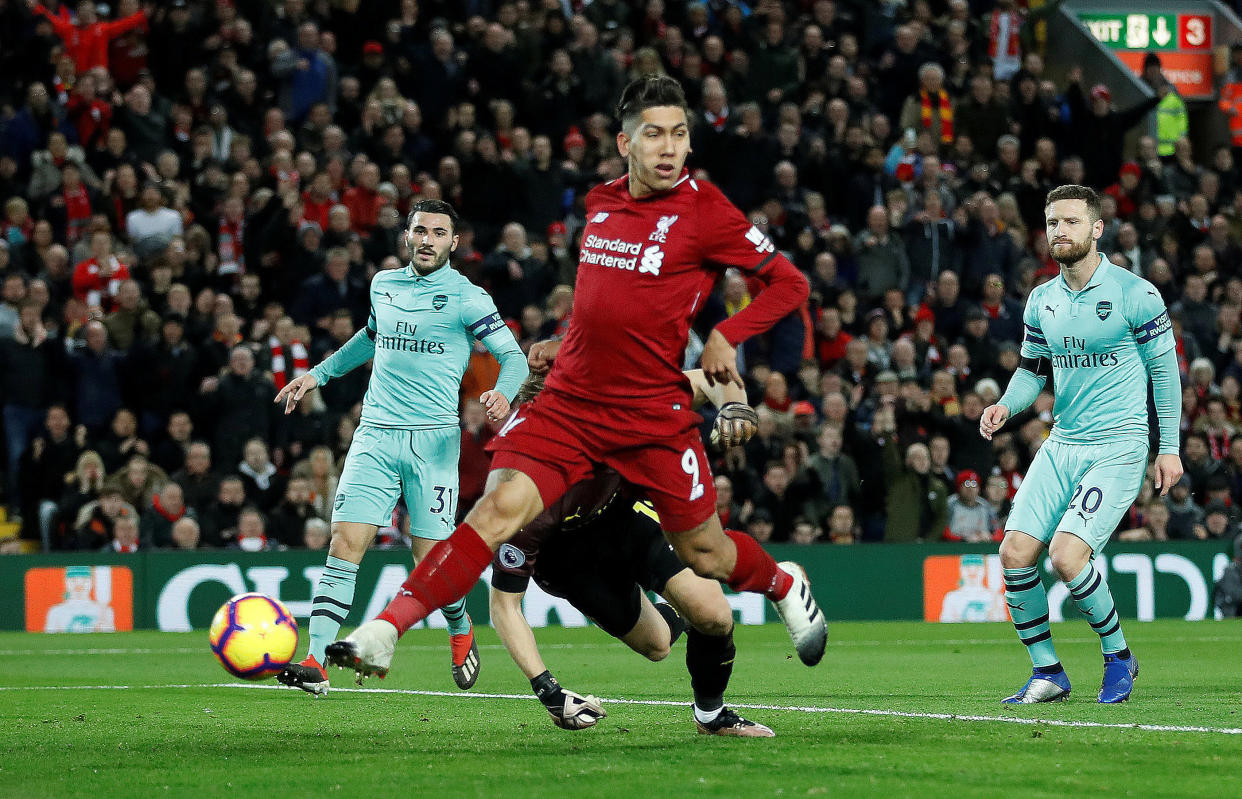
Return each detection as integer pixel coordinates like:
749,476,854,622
327,76,829,683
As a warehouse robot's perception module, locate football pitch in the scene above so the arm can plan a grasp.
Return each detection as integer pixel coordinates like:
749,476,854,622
2,621,1239,799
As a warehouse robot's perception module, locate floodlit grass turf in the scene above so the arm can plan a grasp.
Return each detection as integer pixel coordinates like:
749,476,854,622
1,620,1239,799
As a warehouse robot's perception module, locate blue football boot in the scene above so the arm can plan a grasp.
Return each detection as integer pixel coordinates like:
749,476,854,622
1098,652,1139,704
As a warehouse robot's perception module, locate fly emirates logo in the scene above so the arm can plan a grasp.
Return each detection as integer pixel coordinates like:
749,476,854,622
581,216,679,276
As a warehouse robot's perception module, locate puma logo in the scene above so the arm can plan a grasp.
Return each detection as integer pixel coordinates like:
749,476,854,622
1044,305,1056,316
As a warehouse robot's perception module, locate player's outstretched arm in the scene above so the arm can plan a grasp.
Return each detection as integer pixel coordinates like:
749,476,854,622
489,586,605,730
488,586,547,679
280,326,377,414
527,337,562,375
274,372,320,415
686,368,757,448
466,292,529,421
1146,346,1184,495
978,403,1010,441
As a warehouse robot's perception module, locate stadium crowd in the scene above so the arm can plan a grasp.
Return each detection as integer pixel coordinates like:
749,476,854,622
1,0,1241,563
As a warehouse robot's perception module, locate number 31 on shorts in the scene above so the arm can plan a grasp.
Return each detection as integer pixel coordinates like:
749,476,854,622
681,448,705,501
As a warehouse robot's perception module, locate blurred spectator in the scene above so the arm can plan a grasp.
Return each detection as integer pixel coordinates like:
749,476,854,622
268,477,320,549
1215,533,1242,616
200,474,246,547
879,408,948,542
106,513,141,553
170,516,201,550
943,470,997,542
231,506,276,551
302,516,330,551
73,484,136,550
139,480,195,548
196,346,278,473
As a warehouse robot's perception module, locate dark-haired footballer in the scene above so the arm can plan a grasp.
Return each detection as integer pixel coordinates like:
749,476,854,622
274,199,528,695
980,185,1181,704
330,76,826,683
489,368,772,736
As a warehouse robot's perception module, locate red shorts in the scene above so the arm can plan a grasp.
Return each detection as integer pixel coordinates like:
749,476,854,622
489,388,718,532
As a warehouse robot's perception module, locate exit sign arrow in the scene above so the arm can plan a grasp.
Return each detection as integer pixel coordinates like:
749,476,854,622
1152,16,1172,46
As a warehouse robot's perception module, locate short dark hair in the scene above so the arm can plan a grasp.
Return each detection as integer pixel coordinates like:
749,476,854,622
406,199,460,234
1045,184,1101,222
616,76,690,133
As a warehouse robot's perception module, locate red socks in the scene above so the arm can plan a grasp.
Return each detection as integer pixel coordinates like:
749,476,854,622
378,523,494,636
725,529,792,600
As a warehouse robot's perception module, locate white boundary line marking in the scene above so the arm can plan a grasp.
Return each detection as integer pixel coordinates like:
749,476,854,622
2,682,1239,736
3,635,1239,657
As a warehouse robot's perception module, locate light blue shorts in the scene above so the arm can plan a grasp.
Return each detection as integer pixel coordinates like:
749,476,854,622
1005,438,1148,553
332,425,461,540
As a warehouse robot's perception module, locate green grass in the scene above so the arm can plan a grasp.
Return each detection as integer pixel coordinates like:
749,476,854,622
1,621,1240,798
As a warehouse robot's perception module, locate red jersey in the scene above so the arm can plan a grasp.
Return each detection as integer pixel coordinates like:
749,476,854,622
547,172,808,406
34,7,148,74
72,256,131,311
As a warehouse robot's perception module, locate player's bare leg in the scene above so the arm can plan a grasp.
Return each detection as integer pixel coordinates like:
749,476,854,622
664,514,827,666
662,570,774,737
327,470,544,678
280,520,376,695
1049,532,1137,702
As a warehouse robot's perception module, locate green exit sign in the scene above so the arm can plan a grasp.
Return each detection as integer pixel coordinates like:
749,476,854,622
1078,12,1177,50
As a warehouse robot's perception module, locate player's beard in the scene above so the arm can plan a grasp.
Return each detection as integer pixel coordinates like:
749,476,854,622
411,248,449,274
1050,237,1094,265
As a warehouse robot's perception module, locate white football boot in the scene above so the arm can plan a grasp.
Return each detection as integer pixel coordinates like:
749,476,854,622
773,561,828,666
324,619,398,684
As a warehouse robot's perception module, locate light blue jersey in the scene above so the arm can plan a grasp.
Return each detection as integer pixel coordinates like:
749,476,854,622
311,264,526,430
1016,257,1174,446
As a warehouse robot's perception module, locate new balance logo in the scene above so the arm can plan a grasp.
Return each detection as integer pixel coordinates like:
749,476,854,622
497,414,526,437
745,225,775,254
591,212,609,223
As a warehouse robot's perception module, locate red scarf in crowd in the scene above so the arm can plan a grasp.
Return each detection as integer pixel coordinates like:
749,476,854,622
919,89,954,144
988,9,1022,60
63,182,92,245
269,336,309,390
151,494,186,523
218,215,244,275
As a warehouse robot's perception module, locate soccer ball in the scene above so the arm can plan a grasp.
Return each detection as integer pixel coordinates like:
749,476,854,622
208,593,299,680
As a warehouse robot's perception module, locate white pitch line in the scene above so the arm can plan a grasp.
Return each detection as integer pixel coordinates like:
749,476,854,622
2,635,1238,657
2,682,1239,736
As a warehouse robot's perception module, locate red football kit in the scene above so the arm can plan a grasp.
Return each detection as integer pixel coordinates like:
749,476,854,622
489,171,808,531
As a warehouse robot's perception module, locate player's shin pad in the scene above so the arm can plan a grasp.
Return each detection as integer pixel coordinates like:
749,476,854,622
1068,562,1127,654
308,556,358,664
379,524,492,635
687,629,735,712
1003,566,1060,668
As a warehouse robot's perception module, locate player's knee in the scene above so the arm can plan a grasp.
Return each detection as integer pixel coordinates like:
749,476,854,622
643,640,671,662
681,548,728,581
468,485,538,544
328,525,367,562
1048,545,1086,582
999,535,1037,570
692,613,733,638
